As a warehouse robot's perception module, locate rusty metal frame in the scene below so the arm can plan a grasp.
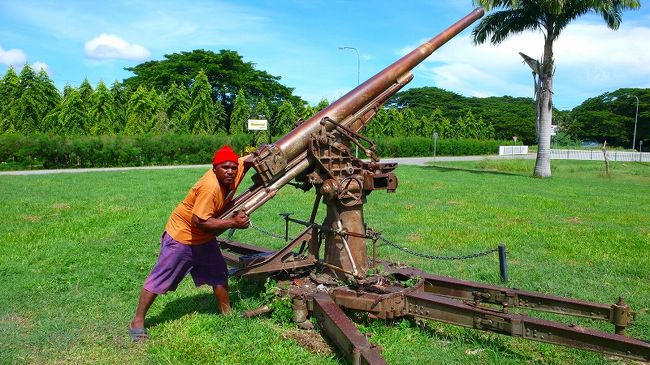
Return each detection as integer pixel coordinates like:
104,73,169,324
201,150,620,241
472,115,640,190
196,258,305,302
311,292,387,365
223,240,650,362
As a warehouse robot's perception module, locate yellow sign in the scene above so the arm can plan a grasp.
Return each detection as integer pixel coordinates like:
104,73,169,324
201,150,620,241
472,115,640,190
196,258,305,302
247,119,268,131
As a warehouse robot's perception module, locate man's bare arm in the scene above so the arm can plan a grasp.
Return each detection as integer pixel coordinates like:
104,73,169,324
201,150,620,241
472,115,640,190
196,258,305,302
192,211,250,234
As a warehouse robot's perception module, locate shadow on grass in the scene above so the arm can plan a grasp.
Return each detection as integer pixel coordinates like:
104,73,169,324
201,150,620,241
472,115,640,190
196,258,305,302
146,278,265,328
420,164,530,177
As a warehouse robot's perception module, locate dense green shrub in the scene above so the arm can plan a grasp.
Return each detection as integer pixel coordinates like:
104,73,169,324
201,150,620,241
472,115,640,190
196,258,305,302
0,133,254,170
374,137,512,157
0,133,515,170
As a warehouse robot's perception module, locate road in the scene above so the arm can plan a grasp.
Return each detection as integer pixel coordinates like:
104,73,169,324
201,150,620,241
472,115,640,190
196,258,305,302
0,154,536,176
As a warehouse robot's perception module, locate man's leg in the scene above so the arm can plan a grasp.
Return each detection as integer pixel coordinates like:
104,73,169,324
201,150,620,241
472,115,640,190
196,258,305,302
131,287,157,329
131,232,192,335
213,285,231,314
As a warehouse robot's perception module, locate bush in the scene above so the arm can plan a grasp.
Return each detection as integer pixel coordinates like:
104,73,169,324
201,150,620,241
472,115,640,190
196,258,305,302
0,133,514,170
373,137,512,157
0,133,254,170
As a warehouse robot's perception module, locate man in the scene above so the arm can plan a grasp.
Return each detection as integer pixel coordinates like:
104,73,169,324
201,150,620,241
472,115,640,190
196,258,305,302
129,145,250,341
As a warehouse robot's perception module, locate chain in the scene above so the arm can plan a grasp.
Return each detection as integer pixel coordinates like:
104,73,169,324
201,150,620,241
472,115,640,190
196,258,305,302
241,221,498,261
367,227,498,260
249,222,293,241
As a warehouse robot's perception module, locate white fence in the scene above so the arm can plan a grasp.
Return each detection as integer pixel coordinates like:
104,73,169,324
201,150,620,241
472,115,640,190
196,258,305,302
499,145,529,155
550,149,650,162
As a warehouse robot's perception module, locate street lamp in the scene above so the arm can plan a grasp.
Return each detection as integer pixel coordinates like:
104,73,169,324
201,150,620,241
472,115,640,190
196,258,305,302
339,46,360,157
338,46,360,86
626,94,640,151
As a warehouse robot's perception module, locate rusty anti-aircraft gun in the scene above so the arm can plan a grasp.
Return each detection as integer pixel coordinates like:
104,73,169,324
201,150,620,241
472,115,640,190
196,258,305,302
213,8,649,364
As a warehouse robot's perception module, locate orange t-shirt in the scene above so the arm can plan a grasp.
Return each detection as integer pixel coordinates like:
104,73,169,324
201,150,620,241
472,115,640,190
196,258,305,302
165,157,247,245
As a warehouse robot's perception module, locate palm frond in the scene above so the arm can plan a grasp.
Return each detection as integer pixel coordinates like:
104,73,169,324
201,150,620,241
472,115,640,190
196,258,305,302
472,6,542,45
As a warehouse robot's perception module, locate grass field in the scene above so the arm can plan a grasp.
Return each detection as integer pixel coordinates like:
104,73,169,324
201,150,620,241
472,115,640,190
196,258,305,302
0,159,648,364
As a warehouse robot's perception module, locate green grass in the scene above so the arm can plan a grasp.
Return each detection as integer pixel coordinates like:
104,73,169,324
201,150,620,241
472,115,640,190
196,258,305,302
1,160,649,364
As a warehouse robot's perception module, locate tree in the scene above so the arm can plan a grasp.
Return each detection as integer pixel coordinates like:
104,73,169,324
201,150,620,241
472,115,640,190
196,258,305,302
274,100,298,136
124,85,159,135
186,70,220,135
364,108,388,138
78,78,94,105
0,67,21,133
89,81,116,135
229,89,251,135
566,88,649,146
473,0,640,177
389,87,536,143
110,81,129,133
123,49,302,114
77,78,94,132
37,69,62,126
12,65,57,134
163,82,191,133
58,88,86,135
382,108,404,137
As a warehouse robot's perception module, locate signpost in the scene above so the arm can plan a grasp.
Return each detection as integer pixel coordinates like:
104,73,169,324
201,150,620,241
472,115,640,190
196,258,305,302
248,119,270,144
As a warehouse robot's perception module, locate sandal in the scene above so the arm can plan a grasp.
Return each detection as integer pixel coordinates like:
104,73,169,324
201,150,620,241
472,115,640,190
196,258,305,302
128,327,149,342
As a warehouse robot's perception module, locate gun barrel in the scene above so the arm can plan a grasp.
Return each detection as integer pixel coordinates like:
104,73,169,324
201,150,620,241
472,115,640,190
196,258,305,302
276,7,484,160
223,8,484,221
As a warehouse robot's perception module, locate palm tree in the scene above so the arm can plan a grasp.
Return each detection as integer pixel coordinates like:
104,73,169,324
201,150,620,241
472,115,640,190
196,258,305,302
472,0,640,177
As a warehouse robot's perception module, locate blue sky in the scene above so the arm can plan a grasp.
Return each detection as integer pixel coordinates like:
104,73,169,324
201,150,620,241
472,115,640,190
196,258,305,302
1,0,648,110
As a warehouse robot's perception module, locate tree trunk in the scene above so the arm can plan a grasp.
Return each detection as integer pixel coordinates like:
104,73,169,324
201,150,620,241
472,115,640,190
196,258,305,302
534,37,554,178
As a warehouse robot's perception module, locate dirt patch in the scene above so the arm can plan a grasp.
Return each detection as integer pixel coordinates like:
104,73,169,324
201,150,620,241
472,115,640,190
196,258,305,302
53,203,70,210
282,329,333,355
564,217,581,224
446,200,463,205
1,313,33,330
407,233,422,241
22,215,40,222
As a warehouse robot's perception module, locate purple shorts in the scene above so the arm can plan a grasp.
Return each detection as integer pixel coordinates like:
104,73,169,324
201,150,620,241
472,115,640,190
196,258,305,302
143,232,228,294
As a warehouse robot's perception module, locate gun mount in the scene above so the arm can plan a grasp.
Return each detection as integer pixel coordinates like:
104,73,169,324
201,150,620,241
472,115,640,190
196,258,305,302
216,8,649,364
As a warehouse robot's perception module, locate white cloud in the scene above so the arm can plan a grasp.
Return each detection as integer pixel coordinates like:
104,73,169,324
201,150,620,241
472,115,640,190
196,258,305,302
84,34,150,61
406,20,650,108
0,45,27,67
30,61,50,72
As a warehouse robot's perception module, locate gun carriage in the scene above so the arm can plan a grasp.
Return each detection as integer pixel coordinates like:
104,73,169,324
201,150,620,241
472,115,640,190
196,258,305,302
214,8,649,364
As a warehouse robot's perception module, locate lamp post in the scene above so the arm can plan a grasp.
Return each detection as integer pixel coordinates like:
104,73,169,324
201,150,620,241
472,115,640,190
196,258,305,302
626,94,639,151
338,46,360,86
339,46,360,157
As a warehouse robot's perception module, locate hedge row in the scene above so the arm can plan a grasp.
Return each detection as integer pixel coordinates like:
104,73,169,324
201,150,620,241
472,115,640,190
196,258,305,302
0,133,254,170
374,136,513,157
0,134,513,170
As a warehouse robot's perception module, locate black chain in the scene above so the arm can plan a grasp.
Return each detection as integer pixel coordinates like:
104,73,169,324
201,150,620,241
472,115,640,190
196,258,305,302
249,222,294,241
243,221,498,261
367,227,498,260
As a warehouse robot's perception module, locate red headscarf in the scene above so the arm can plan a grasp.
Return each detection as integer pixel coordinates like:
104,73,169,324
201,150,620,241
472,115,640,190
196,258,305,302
212,145,239,165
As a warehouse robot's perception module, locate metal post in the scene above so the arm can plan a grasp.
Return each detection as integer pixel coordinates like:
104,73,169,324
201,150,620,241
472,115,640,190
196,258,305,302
498,244,508,283
339,46,360,158
626,95,639,151
279,212,293,242
433,131,438,162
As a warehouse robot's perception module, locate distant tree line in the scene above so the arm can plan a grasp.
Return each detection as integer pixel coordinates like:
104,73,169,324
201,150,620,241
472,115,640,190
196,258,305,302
0,50,499,144
389,86,649,149
561,89,650,148
0,52,313,141
1,49,644,149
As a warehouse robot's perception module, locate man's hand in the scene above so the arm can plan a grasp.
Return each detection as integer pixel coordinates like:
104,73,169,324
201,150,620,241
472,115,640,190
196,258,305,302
191,211,250,234
229,210,250,229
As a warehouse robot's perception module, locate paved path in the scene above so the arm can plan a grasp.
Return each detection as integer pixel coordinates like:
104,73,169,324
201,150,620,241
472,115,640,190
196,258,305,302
0,154,536,176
